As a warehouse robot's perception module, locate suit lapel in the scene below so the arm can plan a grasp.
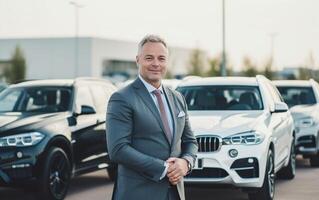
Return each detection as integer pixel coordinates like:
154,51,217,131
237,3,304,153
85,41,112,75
163,86,177,146
133,78,171,145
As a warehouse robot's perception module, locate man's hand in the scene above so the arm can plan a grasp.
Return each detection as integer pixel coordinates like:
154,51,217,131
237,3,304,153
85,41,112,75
166,157,189,185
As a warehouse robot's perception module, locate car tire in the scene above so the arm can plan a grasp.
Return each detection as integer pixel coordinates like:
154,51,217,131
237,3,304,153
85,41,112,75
107,164,117,181
248,149,275,200
277,139,296,179
37,147,71,200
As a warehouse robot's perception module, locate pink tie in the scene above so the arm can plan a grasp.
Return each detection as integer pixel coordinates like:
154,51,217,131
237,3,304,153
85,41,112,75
152,89,173,143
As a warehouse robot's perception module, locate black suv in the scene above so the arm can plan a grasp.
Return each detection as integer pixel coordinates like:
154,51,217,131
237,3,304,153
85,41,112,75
0,78,117,200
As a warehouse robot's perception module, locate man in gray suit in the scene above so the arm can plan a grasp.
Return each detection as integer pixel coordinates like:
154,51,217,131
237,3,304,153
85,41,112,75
106,34,198,200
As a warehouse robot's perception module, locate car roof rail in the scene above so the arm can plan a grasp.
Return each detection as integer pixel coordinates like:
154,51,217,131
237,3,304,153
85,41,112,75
74,77,112,84
13,79,42,84
256,74,268,82
181,75,202,81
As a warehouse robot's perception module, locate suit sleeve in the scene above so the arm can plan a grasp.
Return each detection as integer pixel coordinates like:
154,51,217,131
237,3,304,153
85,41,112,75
178,92,198,169
106,92,165,182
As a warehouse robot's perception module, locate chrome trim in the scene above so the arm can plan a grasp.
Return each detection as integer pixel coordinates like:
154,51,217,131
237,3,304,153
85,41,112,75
98,163,109,169
81,152,108,162
232,166,255,171
196,135,222,152
298,140,314,144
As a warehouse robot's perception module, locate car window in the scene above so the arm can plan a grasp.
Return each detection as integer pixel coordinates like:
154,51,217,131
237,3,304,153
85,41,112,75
0,89,22,112
277,86,316,108
177,86,263,110
89,84,113,113
0,87,72,113
75,86,95,111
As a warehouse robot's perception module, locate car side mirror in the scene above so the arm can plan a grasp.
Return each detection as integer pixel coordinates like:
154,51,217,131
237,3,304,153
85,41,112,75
273,102,288,113
80,105,96,115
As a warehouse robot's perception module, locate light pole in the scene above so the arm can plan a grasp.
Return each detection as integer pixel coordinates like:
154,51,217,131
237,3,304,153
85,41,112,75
221,0,227,76
268,32,278,68
70,1,84,78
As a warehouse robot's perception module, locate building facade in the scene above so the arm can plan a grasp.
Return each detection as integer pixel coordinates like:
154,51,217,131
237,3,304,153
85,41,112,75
0,37,195,80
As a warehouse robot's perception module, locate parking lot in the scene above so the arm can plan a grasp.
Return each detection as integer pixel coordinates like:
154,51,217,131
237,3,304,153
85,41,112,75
1,156,318,200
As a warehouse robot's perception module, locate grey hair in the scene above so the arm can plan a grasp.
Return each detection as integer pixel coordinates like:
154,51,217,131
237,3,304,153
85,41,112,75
137,34,168,54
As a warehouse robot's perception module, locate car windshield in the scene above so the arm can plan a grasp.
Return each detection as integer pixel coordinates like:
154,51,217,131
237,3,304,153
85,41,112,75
276,86,316,108
177,85,263,110
0,86,72,113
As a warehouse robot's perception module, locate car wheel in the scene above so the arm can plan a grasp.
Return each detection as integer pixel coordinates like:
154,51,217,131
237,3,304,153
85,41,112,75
277,139,296,179
248,149,275,200
37,147,71,200
107,164,117,181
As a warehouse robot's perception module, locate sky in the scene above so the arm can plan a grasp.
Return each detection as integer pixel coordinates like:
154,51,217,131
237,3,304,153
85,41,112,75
0,0,318,71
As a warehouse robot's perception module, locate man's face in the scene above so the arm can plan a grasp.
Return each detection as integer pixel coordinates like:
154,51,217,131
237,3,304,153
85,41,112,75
136,42,168,88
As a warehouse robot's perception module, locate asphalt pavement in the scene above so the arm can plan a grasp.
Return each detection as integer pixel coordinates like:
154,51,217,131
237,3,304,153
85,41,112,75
1,156,318,200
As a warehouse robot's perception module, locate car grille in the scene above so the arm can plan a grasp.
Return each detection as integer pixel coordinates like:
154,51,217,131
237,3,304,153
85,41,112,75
196,135,221,152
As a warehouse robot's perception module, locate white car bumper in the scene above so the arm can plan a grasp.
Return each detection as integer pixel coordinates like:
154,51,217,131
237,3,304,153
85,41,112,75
185,141,269,188
295,126,318,155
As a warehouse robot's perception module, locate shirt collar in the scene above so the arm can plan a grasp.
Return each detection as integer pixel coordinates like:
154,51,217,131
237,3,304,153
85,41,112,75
138,74,163,94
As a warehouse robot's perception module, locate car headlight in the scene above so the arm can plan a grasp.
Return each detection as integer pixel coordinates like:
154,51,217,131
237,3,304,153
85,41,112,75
223,131,264,145
0,132,45,147
296,117,314,128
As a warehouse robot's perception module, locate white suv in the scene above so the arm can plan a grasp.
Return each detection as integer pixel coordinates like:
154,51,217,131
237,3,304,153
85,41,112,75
274,79,319,167
177,75,295,200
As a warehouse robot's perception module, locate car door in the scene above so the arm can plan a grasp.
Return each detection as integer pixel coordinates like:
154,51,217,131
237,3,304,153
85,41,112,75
87,83,115,165
72,84,102,169
264,80,292,167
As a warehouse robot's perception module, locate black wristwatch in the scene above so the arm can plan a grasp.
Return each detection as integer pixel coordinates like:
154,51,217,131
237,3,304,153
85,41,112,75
182,157,192,174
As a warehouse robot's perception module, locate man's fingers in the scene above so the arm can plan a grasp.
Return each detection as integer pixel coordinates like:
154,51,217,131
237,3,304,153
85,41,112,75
167,169,178,178
167,164,176,174
170,175,180,182
167,168,182,179
167,158,188,179
166,157,177,163
169,175,181,185
170,181,178,185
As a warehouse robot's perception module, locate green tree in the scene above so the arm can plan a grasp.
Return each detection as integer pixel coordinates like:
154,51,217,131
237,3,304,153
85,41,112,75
262,58,274,80
241,56,258,77
298,67,312,80
206,56,221,77
5,46,26,84
188,48,206,76
206,53,233,77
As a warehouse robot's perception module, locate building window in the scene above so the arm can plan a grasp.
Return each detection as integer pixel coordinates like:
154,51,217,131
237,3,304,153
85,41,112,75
102,59,137,79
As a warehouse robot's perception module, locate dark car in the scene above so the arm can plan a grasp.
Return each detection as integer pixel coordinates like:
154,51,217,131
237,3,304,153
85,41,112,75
0,78,117,200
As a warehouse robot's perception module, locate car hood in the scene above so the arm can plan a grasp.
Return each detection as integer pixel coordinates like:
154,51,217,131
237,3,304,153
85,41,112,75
0,112,68,133
188,111,266,137
289,104,317,120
